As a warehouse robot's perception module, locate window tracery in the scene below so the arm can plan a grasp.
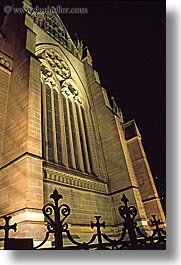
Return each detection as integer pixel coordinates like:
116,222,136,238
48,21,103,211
40,49,92,174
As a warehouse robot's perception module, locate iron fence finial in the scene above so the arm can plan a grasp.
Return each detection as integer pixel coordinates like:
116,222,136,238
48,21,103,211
0,215,17,249
121,193,129,206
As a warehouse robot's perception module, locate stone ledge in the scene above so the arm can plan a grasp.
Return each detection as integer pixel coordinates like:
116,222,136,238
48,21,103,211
0,208,45,224
43,167,108,194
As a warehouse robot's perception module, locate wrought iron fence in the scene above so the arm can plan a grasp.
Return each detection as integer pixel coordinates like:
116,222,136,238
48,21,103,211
0,189,166,250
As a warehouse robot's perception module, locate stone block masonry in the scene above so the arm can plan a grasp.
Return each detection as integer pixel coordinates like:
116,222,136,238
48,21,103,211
0,0,165,245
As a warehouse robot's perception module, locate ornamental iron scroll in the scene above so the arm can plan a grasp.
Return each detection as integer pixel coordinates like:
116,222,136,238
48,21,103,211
33,190,166,250
34,189,70,250
119,194,138,247
0,190,166,250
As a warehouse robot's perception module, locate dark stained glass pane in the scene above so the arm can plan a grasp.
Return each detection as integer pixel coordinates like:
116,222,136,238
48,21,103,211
81,106,94,173
69,99,79,170
54,90,62,164
46,85,54,162
75,103,89,173
62,95,73,168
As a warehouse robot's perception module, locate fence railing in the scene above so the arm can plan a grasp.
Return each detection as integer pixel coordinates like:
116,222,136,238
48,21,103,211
0,189,166,250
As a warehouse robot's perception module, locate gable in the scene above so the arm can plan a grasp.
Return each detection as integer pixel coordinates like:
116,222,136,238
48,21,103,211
32,8,82,59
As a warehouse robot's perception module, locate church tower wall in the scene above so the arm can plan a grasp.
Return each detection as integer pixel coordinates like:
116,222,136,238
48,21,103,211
124,120,165,224
0,5,44,241
83,59,148,228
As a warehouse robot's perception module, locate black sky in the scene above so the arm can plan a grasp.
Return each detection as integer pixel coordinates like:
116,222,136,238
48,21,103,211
2,0,166,211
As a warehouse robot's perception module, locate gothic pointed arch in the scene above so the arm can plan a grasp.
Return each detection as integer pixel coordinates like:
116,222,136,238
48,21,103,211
38,47,94,174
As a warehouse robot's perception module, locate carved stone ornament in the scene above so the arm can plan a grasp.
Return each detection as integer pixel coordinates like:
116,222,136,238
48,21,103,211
39,49,71,82
0,52,11,70
39,49,81,101
62,79,79,98
44,167,108,194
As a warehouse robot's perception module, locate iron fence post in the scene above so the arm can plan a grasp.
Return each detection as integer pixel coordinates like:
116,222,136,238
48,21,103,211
91,216,105,248
119,194,138,248
0,216,17,250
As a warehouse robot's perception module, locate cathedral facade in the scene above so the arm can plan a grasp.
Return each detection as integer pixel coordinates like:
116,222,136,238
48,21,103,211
0,0,165,246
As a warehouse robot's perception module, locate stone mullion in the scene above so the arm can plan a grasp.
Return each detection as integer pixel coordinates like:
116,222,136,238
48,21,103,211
58,90,68,167
42,79,48,160
85,109,99,176
72,101,84,172
50,87,58,163
66,96,76,169
78,104,91,173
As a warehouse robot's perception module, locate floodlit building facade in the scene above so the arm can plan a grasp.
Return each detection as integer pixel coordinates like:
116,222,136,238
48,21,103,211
0,0,165,246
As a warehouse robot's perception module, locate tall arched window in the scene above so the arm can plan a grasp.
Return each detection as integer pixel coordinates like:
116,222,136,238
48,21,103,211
40,49,94,174
43,83,94,174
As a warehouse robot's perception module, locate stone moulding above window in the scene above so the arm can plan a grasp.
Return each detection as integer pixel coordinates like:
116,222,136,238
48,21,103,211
44,167,108,194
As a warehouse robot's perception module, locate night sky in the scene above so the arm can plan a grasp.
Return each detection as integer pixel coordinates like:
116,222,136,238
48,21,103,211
1,0,166,212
